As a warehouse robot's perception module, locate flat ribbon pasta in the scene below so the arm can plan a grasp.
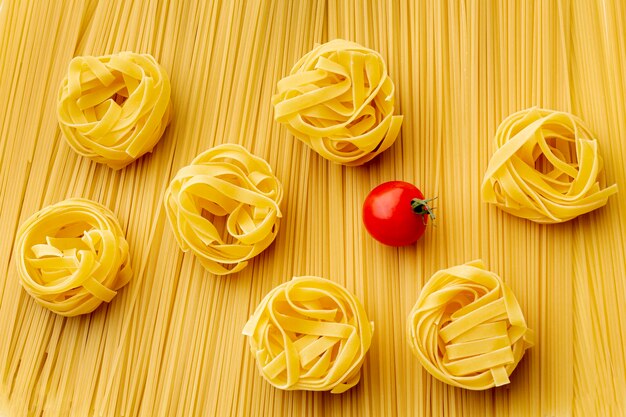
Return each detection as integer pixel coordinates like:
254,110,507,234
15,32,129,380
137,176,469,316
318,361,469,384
272,39,403,166
482,107,618,223
407,260,533,390
164,144,283,275
15,198,132,317
242,276,373,393
57,52,171,170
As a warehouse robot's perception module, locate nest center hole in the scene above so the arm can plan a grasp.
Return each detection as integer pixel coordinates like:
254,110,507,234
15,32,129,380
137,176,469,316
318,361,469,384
111,92,127,106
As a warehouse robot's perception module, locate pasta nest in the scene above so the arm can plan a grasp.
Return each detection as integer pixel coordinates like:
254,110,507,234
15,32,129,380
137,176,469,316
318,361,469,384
482,107,618,223
272,39,403,166
57,52,171,170
15,198,132,317
243,276,373,393
407,260,533,390
164,144,283,275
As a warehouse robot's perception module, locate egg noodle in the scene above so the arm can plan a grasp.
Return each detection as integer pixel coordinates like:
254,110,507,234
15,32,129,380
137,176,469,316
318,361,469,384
243,276,373,393
408,260,533,390
272,39,403,166
1,1,626,416
482,107,618,223
57,52,171,170
15,198,132,317
164,144,283,275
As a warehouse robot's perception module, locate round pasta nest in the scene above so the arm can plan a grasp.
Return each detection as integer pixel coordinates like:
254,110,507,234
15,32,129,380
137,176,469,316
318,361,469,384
407,260,533,390
57,52,171,170
164,144,283,275
15,198,132,317
242,276,373,393
272,39,403,166
482,107,618,223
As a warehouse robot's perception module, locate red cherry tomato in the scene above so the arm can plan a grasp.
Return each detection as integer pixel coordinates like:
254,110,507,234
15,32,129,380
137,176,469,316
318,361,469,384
362,181,435,246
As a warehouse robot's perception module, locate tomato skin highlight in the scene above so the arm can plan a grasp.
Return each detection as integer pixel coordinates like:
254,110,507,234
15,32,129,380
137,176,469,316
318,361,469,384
362,181,431,246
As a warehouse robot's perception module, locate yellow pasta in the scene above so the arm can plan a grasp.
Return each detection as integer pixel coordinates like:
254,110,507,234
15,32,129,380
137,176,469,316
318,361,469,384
242,276,373,393
15,198,132,317
482,107,618,223
272,39,403,166
164,144,283,275
3,1,626,416
407,260,533,390
57,52,171,170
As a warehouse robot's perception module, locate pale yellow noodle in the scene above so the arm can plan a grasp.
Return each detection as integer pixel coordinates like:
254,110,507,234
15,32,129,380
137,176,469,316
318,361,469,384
272,39,403,166
1,1,626,416
482,107,618,223
164,143,283,275
407,260,533,390
243,276,373,393
15,198,132,317
57,52,171,170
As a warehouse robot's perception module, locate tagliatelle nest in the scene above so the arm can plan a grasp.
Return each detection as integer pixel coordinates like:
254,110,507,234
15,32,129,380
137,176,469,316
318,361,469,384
481,107,618,223
272,39,403,166
243,276,374,393
15,198,132,317
407,260,533,390
164,144,283,275
57,52,171,169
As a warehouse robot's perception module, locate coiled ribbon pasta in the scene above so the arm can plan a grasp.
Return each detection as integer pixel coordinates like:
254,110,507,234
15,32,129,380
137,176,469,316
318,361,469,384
482,107,618,223
57,52,171,170
272,39,403,166
407,260,533,390
242,276,373,393
15,198,132,317
164,144,283,275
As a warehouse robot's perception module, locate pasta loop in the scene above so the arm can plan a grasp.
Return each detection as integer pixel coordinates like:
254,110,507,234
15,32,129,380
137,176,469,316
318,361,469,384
15,198,132,317
272,39,403,166
164,144,283,275
57,52,171,170
243,276,373,393
407,260,533,390
482,107,618,223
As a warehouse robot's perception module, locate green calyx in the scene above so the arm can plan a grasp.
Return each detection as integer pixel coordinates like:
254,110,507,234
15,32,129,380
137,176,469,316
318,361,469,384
410,197,437,222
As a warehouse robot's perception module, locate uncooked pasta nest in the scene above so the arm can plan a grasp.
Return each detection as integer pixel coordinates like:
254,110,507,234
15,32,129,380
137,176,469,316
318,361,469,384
15,198,132,317
57,52,171,170
164,144,283,275
407,260,533,390
272,39,403,166
242,276,373,393
482,107,618,223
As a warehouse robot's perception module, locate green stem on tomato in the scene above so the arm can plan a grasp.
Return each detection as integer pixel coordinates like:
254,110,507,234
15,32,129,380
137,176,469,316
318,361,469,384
410,197,437,221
